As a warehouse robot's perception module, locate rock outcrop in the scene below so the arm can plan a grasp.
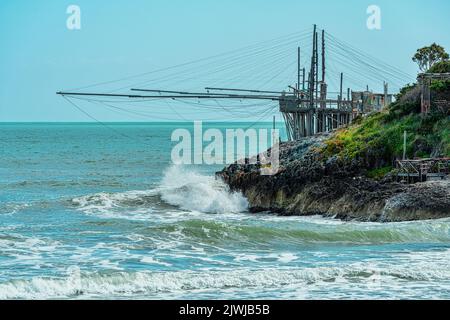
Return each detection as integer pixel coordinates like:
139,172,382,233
218,134,450,222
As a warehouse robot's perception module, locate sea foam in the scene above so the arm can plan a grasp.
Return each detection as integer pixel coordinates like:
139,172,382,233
71,165,248,218
159,165,248,214
1,262,450,300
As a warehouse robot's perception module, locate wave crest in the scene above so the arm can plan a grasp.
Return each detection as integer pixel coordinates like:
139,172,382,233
71,166,248,217
1,264,449,299
159,166,248,214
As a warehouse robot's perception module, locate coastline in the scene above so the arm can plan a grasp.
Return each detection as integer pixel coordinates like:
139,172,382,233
218,134,450,222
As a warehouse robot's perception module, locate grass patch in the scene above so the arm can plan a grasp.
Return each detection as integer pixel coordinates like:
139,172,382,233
321,84,450,174
366,166,393,180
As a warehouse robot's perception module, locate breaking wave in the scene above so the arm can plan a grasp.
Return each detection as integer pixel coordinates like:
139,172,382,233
159,166,248,214
144,218,450,244
72,189,160,212
1,263,449,300
71,165,248,217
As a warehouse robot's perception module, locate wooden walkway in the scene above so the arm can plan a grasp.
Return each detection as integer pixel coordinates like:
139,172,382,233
396,158,450,183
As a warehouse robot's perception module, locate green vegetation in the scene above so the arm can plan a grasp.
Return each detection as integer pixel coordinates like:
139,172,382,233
413,43,449,72
320,44,449,180
428,60,450,73
430,79,450,92
428,61,450,92
395,83,417,100
322,86,449,178
366,166,393,180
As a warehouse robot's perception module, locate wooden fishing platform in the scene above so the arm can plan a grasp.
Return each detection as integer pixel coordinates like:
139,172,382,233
279,95,352,139
56,24,398,141
278,26,389,140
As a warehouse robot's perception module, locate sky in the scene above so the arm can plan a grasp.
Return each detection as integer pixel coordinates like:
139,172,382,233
0,0,449,122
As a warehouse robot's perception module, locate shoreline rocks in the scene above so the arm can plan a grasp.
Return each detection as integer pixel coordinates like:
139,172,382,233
218,134,450,222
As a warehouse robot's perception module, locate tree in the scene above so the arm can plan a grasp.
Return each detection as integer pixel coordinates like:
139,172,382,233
428,60,450,74
412,43,449,72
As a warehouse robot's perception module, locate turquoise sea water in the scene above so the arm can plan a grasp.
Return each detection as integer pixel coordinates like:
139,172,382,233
0,123,449,300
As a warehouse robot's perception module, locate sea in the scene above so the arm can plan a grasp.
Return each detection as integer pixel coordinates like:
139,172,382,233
0,122,449,300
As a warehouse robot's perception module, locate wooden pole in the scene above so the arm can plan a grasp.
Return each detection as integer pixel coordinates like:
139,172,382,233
298,47,301,98
302,68,306,91
403,131,407,160
310,25,316,109
339,73,343,109
319,29,326,110
315,31,319,108
314,30,319,133
321,29,325,83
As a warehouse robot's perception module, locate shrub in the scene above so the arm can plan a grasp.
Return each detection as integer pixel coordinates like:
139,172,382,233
320,96,449,174
366,166,393,180
430,79,450,92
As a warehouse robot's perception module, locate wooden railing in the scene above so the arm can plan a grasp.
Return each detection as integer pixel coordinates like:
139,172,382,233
395,158,450,183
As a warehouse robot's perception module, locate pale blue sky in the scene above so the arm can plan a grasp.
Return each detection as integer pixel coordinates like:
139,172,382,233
1,0,449,122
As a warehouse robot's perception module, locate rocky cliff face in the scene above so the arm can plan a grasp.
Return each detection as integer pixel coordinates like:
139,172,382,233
218,134,450,222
